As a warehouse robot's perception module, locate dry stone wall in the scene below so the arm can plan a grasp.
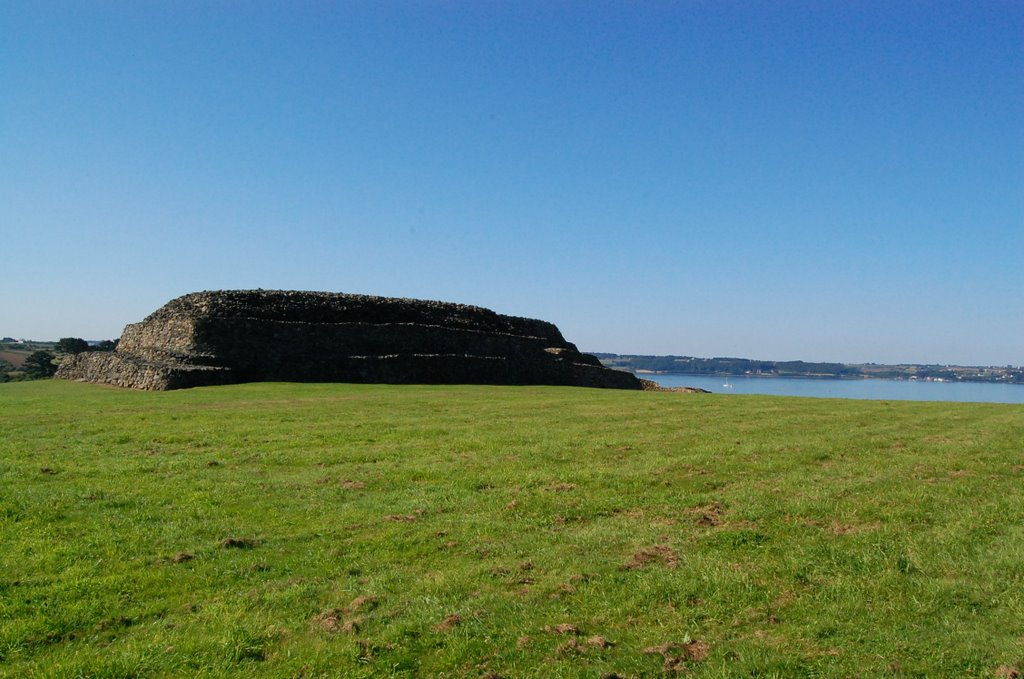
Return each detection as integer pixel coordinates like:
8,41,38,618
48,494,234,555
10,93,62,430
57,290,641,391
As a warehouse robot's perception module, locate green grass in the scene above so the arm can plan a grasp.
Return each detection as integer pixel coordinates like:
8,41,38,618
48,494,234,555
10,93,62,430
2,380,1023,678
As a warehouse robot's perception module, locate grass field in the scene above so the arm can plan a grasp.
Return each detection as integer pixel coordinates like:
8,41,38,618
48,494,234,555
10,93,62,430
2,380,1023,678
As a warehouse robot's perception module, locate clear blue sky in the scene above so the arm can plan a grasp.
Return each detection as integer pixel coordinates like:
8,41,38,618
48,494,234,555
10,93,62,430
3,1,1021,365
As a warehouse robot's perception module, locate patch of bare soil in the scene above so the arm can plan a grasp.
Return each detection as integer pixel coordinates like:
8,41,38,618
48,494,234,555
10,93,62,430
220,537,258,549
434,614,462,632
549,482,576,492
171,552,194,563
643,640,710,672
349,595,379,613
622,545,679,570
313,595,378,635
555,638,586,655
546,628,613,655
996,666,1021,679
545,623,581,635
341,479,366,489
693,502,725,526
549,582,576,598
311,609,346,633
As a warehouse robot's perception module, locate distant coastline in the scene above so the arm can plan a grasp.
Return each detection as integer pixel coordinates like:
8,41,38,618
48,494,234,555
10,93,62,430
593,354,1024,385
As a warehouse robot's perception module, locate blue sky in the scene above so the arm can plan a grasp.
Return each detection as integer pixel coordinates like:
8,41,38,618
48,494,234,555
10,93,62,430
3,1,1021,365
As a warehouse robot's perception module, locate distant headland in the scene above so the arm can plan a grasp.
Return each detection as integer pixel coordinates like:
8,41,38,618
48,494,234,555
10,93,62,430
593,354,1024,385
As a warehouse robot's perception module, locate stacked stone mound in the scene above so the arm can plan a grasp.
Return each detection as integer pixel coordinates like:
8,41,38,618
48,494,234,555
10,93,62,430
57,290,641,391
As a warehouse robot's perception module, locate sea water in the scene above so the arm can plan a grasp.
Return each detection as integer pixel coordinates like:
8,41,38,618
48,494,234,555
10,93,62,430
642,373,1024,404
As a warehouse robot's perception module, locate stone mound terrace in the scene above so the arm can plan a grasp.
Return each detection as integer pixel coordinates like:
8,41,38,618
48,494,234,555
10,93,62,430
56,290,641,391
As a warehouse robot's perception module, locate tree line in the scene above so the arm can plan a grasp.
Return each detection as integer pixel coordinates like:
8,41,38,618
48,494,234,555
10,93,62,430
0,337,116,382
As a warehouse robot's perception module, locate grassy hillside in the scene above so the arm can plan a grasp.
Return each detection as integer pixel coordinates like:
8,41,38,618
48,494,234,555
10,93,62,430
2,381,1022,678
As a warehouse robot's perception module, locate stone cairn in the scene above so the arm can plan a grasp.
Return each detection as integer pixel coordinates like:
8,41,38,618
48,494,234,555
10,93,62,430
57,290,642,391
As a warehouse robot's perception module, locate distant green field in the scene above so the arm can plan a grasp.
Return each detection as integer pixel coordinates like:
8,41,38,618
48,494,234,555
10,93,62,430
2,380,1022,678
